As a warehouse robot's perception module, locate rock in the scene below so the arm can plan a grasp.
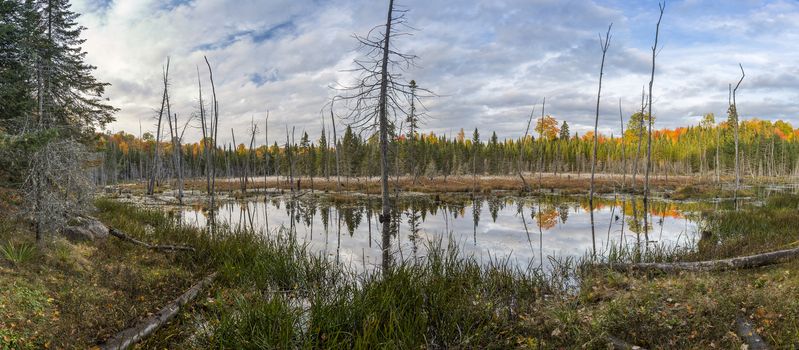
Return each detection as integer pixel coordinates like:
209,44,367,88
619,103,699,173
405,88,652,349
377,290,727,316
63,216,109,242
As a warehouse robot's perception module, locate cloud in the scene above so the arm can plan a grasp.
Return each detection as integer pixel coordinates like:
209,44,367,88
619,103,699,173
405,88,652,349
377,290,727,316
72,0,799,144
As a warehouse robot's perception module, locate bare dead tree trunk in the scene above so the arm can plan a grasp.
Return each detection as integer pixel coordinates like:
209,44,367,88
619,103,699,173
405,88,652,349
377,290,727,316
632,87,646,190
330,109,341,191
378,0,395,270
644,3,665,246
591,24,612,206
538,98,546,192
619,98,626,191
197,67,211,198
518,105,536,192
264,111,270,189
588,25,612,261
164,78,183,204
174,113,185,204
204,56,220,210
333,0,428,270
732,64,745,201
247,118,257,193
147,58,170,196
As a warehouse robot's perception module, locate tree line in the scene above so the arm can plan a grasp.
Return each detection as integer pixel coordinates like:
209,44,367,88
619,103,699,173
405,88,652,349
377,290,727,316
95,114,799,187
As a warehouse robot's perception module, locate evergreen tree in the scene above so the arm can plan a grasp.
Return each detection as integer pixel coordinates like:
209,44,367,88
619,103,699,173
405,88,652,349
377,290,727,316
559,121,570,140
36,0,116,134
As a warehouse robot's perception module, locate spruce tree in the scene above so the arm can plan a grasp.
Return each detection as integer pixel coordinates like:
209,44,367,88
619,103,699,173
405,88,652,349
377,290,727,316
36,0,116,134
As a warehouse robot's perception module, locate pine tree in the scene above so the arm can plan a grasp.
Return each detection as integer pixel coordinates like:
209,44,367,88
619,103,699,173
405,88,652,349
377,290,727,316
559,121,570,140
36,0,116,134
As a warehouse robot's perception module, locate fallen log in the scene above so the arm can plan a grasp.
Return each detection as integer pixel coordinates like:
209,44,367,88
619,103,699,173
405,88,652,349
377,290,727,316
736,316,769,350
100,272,217,350
599,246,799,273
109,227,196,253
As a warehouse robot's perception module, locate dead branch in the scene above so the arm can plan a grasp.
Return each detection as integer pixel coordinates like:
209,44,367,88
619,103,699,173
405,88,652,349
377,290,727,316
99,272,216,350
600,246,799,273
109,227,196,253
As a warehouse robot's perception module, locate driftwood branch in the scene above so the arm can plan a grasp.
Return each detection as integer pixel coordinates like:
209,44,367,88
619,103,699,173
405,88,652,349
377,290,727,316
100,272,217,350
601,246,799,273
736,316,769,350
109,227,196,253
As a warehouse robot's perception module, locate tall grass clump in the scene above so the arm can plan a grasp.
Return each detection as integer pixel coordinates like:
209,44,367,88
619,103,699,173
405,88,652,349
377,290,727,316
0,241,36,265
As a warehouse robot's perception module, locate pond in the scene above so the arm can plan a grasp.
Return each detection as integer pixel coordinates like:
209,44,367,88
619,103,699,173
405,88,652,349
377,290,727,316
174,193,708,272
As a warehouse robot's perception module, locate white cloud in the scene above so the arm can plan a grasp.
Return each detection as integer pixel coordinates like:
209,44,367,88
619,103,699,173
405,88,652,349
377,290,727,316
73,0,799,144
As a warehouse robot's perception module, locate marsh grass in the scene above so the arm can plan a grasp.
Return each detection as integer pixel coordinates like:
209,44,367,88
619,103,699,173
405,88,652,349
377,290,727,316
96,195,799,348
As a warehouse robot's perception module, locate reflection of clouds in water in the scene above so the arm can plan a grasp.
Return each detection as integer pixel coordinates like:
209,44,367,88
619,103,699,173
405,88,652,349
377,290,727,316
179,196,699,271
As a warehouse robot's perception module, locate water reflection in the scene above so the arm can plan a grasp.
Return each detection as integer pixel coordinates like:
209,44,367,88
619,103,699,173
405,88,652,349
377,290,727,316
178,195,702,272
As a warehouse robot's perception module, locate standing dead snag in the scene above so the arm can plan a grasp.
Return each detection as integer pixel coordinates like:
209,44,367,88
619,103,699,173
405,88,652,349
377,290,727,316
644,2,665,208
619,99,626,191
589,24,612,260
590,23,612,206
644,2,665,244
731,64,745,201
204,56,220,210
147,58,170,196
332,0,431,270
518,104,537,192
197,66,211,198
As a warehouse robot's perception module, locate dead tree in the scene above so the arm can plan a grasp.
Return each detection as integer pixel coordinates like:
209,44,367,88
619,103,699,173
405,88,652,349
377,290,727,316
619,99,626,191
632,86,646,189
587,24,612,261
518,104,536,192
644,2,665,205
330,107,341,191
197,66,211,197
731,64,745,200
537,98,546,191
590,24,612,206
643,3,665,245
147,58,170,195
204,57,220,210
332,0,430,270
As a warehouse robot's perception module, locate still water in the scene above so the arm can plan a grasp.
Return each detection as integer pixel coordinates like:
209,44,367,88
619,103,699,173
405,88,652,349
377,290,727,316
176,194,702,271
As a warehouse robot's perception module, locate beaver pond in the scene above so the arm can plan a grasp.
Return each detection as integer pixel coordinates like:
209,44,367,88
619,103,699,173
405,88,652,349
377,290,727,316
164,192,726,271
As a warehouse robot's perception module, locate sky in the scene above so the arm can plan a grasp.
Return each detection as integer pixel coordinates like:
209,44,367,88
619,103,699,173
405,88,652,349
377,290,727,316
71,0,799,144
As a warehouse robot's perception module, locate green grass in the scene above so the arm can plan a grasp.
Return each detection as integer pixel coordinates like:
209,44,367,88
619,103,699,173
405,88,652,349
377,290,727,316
0,242,35,266
94,195,799,348
5,195,797,348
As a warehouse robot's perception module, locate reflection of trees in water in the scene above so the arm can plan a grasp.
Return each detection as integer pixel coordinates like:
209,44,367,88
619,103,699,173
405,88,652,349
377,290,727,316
557,203,569,224
405,205,421,259
535,204,559,230
341,206,364,236
472,198,482,245
488,196,503,222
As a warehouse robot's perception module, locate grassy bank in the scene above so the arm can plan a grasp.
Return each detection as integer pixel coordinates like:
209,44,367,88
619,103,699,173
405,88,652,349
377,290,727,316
3,195,799,348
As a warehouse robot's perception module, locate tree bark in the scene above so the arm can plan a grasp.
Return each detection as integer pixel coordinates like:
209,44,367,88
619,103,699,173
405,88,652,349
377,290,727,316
601,246,799,273
100,272,216,350
379,0,395,270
